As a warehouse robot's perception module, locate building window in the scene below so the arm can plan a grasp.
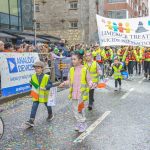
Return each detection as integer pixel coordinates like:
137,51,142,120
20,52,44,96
107,10,127,18
0,0,22,31
134,4,138,11
70,21,78,29
36,23,40,29
69,1,78,9
35,4,40,12
108,0,126,3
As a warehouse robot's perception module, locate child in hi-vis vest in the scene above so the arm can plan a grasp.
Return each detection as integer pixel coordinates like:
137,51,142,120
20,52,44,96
111,57,123,91
26,61,53,127
84,50,101,110
59,50,93,133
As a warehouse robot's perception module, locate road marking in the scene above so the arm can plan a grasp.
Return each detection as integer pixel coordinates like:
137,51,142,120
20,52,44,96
73,111,111,143
121,88,134,100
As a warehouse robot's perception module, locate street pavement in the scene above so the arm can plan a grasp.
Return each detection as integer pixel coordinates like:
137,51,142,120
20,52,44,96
0,75,150,150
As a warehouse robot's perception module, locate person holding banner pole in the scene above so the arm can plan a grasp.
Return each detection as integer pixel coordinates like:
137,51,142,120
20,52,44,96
59,50,94,133
26,61,54,127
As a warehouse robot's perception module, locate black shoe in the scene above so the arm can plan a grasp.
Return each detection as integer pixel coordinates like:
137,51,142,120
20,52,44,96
88,106,93,111
25,119,34,127
145,74,148,78
47,114,54,121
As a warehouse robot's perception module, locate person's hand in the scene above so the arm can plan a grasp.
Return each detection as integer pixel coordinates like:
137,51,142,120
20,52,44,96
40,87,46,91
58,82,65,88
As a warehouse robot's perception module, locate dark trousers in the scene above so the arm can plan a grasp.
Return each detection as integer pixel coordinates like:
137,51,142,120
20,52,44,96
115,78,121,88
89,89,95,106
135,62,141,74
30,101,52,119
128,61,135,75
144,61,150,75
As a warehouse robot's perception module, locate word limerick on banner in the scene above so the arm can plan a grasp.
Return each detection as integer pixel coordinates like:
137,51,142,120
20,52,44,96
96,14,150,47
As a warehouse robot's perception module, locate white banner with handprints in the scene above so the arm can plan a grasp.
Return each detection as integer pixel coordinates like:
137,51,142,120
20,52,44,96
96,14,150,47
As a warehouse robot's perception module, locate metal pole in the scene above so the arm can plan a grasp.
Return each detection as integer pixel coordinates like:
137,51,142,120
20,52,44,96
60,58,63,82
33,0,37,45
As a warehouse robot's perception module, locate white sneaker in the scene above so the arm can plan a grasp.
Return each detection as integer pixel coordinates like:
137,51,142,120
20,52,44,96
114,87,118,91
74,123,80,131
78,122,87,133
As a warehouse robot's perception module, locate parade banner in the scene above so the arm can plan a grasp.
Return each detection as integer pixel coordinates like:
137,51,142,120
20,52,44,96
96,14,150,47
0,53,39,96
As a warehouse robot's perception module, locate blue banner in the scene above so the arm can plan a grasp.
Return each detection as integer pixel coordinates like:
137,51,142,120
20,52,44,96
2,83,31,97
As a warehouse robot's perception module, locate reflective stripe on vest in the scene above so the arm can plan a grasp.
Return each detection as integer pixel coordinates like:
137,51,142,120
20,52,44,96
68,67,89,101
113,65,122,79
84,61,98,83
31,74,49,103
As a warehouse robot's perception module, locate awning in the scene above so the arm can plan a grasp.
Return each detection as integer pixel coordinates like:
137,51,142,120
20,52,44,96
38,35,61,43
0,32,17,39
19,34,49,42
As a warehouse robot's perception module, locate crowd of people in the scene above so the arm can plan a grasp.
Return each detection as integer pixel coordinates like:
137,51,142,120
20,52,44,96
0,38,150,133
25,43,150,133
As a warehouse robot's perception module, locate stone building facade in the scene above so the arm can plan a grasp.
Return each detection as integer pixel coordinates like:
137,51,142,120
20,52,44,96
34,0,149,45
34,0,99,45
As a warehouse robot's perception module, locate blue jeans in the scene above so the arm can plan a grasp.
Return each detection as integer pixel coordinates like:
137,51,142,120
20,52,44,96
30,101,52,119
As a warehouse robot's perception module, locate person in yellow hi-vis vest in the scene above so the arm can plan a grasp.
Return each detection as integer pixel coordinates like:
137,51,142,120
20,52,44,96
117,46,126,62
122,46,139,80
104,46,114,65
135,46,143,75
92,44,106,79
26,61,53,127
59,50,94,133
84,50,101,110
111,57,123,91
142,47,150,80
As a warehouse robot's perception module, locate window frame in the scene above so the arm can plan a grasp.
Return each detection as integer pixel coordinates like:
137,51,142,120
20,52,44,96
69,21,78,29
36,22,40,30
69,1,78,10
35,4,40,12
108,0,126,3
107,10,127,18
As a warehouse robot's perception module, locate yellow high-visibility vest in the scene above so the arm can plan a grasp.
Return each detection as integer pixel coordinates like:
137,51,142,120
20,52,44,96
84,61,99,83
31,74,49,103
69,67,89,101
113,65,123,80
